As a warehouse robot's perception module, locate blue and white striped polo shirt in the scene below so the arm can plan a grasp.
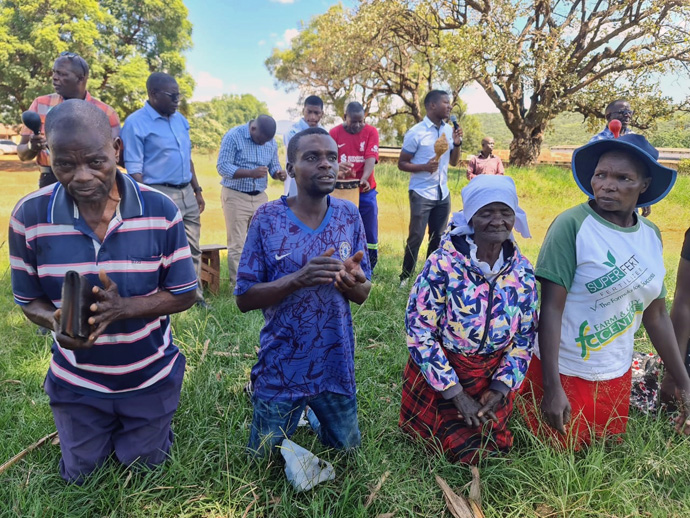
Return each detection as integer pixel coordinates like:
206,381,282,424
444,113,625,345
9,173,197,397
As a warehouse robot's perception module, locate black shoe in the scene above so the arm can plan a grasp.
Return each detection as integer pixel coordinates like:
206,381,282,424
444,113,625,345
36,326,51,336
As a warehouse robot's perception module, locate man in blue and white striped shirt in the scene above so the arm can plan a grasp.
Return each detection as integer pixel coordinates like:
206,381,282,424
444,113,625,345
9,100,198,483
217,115,287,284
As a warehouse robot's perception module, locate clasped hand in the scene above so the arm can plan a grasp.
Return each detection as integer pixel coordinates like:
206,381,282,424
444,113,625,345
53,270,126,350
294,248,367,293
451,389,503,428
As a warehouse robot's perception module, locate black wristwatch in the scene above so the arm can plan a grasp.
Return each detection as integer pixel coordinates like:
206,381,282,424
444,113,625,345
193,186,203,194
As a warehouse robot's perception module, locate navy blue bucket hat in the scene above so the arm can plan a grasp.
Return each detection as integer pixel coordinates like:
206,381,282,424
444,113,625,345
571,134,677,207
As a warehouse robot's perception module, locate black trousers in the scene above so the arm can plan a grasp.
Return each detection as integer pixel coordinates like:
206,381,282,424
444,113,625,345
400,190,451,280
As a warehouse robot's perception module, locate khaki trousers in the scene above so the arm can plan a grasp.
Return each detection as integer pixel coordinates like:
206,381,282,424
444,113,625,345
221,187,268,284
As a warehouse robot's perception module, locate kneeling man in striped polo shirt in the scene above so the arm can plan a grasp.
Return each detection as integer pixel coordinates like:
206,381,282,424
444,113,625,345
9,100,198,483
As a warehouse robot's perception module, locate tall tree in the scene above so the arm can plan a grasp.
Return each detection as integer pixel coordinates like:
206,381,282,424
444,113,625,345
0,0,193,124
266,1,472,128
432,0,690,165
268,0,690,165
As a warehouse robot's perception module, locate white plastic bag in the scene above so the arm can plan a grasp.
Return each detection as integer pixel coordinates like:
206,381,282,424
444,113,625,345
279,439,335,492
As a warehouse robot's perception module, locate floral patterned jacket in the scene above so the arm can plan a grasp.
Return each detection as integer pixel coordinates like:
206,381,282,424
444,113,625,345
405,231,539,395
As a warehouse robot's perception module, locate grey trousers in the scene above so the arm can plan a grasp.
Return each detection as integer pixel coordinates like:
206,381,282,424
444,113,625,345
150,184,203,301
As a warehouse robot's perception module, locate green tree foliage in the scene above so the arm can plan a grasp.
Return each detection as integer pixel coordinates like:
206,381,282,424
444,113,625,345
0,0,193,124
648,114,690,149
266,1,473,135
433,0,690,165
188,94,270,152
268,0,690,165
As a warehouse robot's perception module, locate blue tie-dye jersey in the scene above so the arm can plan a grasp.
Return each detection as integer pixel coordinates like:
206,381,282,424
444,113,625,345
235,196,371,401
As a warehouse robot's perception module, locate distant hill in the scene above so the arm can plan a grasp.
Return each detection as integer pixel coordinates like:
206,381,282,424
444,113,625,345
474,111,690,151
474,112,593,150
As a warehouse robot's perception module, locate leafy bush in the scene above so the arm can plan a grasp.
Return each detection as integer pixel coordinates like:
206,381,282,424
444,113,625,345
677,159,690,175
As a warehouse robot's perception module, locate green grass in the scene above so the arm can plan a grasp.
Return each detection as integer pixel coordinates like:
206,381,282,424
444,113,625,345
1,160,690,517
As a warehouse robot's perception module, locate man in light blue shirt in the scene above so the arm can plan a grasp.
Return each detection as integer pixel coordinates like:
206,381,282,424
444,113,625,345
398,90,464,285
589,99,635,142
217,115,287,284
283,95,324,196
121,73,207,305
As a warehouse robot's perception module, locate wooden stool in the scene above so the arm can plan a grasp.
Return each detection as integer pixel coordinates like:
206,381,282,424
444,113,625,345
200,244,226,295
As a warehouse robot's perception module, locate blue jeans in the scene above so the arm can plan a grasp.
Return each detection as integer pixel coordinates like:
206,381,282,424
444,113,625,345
359,189,379,270
247,391,361,457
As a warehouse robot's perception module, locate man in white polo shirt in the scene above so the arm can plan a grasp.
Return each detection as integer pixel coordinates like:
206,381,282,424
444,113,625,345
398,90,463,286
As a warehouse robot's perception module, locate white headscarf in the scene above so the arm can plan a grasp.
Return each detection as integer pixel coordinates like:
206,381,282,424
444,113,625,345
449,175,531,238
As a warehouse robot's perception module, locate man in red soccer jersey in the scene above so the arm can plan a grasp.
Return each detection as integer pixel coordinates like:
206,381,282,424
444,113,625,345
329,102,380,270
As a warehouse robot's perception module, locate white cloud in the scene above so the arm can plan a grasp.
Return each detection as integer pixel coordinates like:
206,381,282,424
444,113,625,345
258,86,300,120
460,82,500,114
190,71,237,102
258,39,266,46
276,28,300,48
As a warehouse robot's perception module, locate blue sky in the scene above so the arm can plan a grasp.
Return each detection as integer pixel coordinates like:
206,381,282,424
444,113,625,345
183,0,499,119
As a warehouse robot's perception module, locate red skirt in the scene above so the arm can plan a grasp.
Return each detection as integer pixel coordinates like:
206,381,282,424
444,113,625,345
399,348,517,464
519,356,632,450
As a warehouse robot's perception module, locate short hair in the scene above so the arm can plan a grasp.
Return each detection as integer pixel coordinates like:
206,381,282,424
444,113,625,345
424,90,448,108
345,102,364,115
45,99,111,147
56,51,89,78
146,72,177,94
605,99,629,116
253,114,277,140
287,127,329,164
304,95,324,109
481,136,494,144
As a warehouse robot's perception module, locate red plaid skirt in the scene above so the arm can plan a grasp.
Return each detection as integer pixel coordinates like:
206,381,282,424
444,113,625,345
398,348,517,464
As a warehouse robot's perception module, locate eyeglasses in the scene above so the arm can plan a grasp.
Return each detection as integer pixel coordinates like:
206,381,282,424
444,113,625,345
58,51,88,77
158,91,181,102
612,109,634,117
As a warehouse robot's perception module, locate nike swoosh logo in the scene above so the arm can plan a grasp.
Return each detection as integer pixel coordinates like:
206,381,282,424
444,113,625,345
275,253,290,260
338,143,346,148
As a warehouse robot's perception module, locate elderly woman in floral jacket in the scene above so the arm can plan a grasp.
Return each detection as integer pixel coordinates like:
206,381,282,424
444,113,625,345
399,175,538,464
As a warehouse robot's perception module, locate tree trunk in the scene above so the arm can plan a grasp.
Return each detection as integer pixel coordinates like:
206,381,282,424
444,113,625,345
508,131,544,167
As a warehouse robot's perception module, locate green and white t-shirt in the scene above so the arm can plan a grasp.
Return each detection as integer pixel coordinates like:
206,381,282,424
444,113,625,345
535,202,667,381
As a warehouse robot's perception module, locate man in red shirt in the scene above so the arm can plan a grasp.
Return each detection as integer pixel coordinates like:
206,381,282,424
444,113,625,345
17,51,120,188
466,137,505,180
329,102,380,269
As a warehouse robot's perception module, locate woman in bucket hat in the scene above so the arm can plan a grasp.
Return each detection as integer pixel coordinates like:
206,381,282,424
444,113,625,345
520,134,690,448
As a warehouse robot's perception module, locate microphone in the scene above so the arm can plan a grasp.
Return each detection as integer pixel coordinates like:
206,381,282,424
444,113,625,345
22,111,42,135
450,114,459,130
609,119,622,139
